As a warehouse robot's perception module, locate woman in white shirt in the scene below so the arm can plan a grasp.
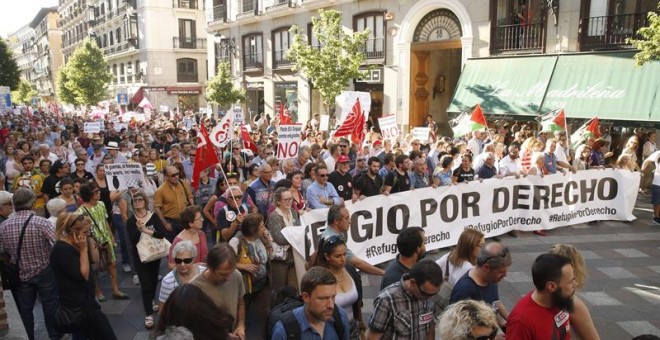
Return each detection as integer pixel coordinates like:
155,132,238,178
436,229,485,285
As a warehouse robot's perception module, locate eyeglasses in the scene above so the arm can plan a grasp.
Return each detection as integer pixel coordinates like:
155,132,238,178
169,173,180,177
174,257,194,265
416,280,437,298
483,247,509,264
66,214,86,230
133,197,145,202
282,197,293,202
231,195,243,200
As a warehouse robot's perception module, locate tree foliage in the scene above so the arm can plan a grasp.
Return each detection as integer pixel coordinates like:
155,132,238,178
0,38,20,90
205,61,245,109
286,9,370,113
11,80,37,105
628,3,660,66
58,38,112,106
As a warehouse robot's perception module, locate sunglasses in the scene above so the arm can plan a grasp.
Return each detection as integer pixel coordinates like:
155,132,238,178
317,174,328,177
169,173,180,177
174,257,194,265
416,280,437,298
67,214,86,230
232,195,243,200
483,247,509,264
339,145,348,148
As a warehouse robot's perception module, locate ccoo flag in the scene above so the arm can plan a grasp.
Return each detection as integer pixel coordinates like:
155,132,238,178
192,124,220,189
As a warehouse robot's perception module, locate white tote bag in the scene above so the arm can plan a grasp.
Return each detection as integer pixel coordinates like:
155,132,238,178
136,214,171,263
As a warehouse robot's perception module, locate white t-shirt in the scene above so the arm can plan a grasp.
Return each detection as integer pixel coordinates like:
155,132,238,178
436,253,475,286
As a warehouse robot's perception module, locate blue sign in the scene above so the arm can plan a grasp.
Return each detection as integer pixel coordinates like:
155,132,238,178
117,93,129,105
0,94,11,109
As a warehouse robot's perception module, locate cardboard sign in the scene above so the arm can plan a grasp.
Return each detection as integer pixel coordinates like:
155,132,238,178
277,124,303,159
378,115,398,140
412,127,431,143
231,106,244,124
84,122,104,134
104,163,147,191
320,115,330,131
183,117,195,130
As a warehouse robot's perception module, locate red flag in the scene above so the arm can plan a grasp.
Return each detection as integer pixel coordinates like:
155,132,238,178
279,104,292,125
470,104,487,127
240,124,258,154
334,98,366,145
192,124,220,189
585,117,600,138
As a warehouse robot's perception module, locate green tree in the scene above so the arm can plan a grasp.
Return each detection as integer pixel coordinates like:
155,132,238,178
205,61,245,109
628,3,660,66
0,38,20,90
11,80,37,105
286,9,370,115
58,38,112,106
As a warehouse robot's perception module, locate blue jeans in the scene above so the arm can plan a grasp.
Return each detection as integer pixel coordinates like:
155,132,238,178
112,213,131,267
15,266,61,340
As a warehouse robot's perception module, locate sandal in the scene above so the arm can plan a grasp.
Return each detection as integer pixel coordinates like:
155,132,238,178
112,292,129,300
145,315,154,329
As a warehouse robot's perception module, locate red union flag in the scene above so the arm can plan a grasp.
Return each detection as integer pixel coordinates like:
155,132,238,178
192,124,220,189
240,124,258,153
334,97,366,145
279,104,292,125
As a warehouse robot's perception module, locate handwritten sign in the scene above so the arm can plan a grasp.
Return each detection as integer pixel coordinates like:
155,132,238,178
378,115,398,140
104,163,146,191
412,127,431,143
232,106,244,124
277,124,303,159
84,122,104,134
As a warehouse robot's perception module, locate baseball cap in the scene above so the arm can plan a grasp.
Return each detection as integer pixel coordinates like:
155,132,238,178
373,140,383,147
338,155,350,163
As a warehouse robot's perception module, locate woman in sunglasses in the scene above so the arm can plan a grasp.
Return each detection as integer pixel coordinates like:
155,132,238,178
167,206,208,270
51,213,117,339
314,236,365,340
439,299,499,340
267,187,302,293
126,190,167,329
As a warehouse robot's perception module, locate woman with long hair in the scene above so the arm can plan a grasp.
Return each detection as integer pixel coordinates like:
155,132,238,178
314,236,365,340
167,206,208,270
301,163,317,198
267,187,302,292
51,213,117,340
573,144,593,171
51,137,68,161
58,177,80,212
622,136,641,171
520,137,544,172
126,190,167,329
436,229,485,285
615,154,635,171
154,284,234,340
202,177,230,233
76,182,128,301
286,170,307,213
549,244,600,340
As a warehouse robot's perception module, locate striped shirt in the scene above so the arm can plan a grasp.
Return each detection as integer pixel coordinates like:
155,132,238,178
158,265,206,303
0,210,55,282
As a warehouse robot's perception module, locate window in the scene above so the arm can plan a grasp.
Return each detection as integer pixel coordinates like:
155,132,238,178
272,27,291,68
177,58,198,82
354,12,386,60
212,0,226,21
215,42,232,73
110,31,114,45
120,63,125,83
242,34,263,70
579,0,656,50
489,0,546,54
116,28,122,43
178,19,197,48
112,64,117,84
175,0,197,9
102,34,107,47
307,22,322,49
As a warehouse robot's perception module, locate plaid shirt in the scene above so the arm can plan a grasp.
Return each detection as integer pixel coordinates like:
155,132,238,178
368,274,436,340
0,210,55,282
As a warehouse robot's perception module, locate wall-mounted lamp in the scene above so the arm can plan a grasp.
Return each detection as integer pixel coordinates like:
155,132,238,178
433,74,445,99
215,33,239,57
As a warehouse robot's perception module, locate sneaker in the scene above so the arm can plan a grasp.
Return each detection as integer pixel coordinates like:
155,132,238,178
122,264,132,273
132,274,140,286
653,217,660,225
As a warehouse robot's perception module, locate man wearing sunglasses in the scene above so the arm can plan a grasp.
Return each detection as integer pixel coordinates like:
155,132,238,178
367,260,442,340
306,165,343,210
154,166,194,242
450,242,512,335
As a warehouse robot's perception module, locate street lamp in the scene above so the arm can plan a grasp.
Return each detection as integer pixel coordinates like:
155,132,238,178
214,33,238,57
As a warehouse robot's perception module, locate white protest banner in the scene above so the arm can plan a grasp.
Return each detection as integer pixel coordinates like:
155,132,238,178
231,106,244,124
113,123,128,132
104,163,147,191
319,115,330,131
336,91,371,123
84,122,103,134
283,169,639,265
277,124,303,159
159,105,169,112
378,115,398,140
183,117,195,130
412,127,431,143
210,112,233,147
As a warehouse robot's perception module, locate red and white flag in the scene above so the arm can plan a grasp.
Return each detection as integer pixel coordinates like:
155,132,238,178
240,124,258,154
279,104,292,125
192,124,220,189
210,112,233,147
334,97,366,145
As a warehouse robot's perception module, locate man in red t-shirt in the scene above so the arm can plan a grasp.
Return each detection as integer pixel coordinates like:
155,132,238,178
506,253,577,340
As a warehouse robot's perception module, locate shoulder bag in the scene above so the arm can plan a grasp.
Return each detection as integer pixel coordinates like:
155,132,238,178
136,213,171,263
82,206,111,272
0,215,34,291
433,254,454,319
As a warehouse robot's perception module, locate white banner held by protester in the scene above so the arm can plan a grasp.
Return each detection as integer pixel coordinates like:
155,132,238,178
282,169,639,266
210,111,233,147
232,106,244,124
320,115,330,131
84,122,103,134
412,127,431,143
114,123,128,132
104,163,147,191
277,124,303,159
378,115,399,140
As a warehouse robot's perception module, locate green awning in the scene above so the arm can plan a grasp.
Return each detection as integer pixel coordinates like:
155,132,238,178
447,55,558,116
539,51,660,121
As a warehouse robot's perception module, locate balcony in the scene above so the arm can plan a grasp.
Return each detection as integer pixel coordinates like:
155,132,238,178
361,37,384,59
173,0,198,9
212,4,226,22
243,53,263,70
273,50,292,68
490,22,545,54
265,0,290,12
580,13,650,51
102,41,134,56
173,37,207,49
237,0,256,18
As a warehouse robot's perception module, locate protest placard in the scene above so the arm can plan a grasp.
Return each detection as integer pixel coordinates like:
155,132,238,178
84,122,103,134
232,106,244,124
104,163,147,191
277,124,303,159
113,123,128,132
319,115,330,131
159,105,169,112
183,117,195,130
378,115,398,140
412,127,431,143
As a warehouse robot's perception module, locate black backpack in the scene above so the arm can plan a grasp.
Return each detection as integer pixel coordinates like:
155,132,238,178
267,297,346,340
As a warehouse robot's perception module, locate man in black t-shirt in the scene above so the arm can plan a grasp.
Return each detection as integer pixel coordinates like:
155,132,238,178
383,154,411,195
353,157,383,199
328,155,354,201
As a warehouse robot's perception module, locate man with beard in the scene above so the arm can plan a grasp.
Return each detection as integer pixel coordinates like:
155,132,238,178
353,157,383,200
506,253,576,339
380,227,426,289
498,144,524,177
382,154,412,195
450,242,512,334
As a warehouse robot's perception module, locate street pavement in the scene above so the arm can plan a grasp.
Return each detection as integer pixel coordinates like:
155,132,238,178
6,196,660,339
